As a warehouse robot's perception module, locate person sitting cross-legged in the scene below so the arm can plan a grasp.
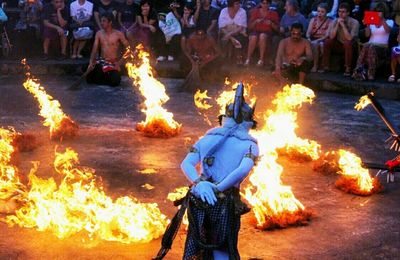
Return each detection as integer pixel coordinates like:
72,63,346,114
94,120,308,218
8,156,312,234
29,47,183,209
274,23,313,85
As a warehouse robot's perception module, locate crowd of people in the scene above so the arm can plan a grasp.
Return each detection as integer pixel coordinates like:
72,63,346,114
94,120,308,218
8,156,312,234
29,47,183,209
1,0,400,85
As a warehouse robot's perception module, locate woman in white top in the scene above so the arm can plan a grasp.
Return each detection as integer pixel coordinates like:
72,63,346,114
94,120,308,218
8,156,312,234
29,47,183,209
218,0,247,64
353,2,392,81
70,0,94,59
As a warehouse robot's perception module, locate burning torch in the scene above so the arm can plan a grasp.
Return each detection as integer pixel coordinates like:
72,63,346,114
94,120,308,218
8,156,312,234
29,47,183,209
356,92,400,182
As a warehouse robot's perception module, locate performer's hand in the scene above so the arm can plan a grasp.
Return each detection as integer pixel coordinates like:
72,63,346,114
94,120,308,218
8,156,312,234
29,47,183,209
192,181,217,205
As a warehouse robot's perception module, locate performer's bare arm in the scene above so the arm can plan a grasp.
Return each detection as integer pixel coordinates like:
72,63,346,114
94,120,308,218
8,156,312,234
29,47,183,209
216,145,259,192
116,31,130,68
89,32,101,69
181,150,201,184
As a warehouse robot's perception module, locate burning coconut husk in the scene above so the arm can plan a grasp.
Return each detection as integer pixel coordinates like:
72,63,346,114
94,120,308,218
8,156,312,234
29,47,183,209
335,149,383,196
11,132,38,153
125,45,181,138
21,59,79,140
4,147,169,243
244,84,316,230
312,151,341,175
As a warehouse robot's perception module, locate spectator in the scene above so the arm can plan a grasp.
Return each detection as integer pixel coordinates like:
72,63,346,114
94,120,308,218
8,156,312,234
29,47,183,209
389,32,400,82
42,0,70,60
117,0,139,46
274,23,313,84
93,0,119,30
394,0,400,26
14,0,43,57
70,0,94,59
135,0,157,49
306,3,331,72
197,0,219,38
184,27,220,74
353,1,392,81
172,1,200,53
87,13,129,86
321,2,359,76
218,0,247,65
279,0,308,37
156,11,182,61
245,0,279,66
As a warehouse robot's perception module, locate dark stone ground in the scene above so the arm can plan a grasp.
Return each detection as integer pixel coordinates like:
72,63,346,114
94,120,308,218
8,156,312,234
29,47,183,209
0,73,399,259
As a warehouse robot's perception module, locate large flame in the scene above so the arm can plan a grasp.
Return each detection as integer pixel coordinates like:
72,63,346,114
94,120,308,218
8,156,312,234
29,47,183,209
0,128,25,206
22,60,78,140
125,46,181,138
244,84,315,229
335,149,382,196
3,147,168,243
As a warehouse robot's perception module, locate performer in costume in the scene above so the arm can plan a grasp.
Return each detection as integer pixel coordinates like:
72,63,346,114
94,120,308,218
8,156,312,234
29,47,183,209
154,82,259,260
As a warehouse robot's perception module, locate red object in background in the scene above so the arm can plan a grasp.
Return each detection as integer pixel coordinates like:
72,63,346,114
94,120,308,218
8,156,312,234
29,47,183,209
385,158,400,170
364,11,381,25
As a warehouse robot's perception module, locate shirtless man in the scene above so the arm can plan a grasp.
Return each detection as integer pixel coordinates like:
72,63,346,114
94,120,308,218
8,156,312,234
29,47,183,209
274,22,312,84
86,13,129,87
184,28,220,73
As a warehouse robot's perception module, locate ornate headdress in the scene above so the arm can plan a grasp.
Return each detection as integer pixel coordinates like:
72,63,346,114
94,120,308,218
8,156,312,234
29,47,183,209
220,82,256,127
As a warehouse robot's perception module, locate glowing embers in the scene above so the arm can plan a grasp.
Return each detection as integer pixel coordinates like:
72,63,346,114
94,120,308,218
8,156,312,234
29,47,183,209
335,150,383,196
125,46,181,138
4,147,168,243
22,60,78,140
244,84,316,230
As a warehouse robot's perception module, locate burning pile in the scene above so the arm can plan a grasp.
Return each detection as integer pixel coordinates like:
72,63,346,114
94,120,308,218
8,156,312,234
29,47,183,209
125,46,181,138
22,60,78,140
244,84,315,229
0,128,26,214
3,146,168,243
335,150,383,196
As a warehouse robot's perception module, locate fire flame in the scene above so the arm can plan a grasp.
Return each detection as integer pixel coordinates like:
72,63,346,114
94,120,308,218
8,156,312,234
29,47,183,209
125,46,181,138
194,90,213,110
0,128,25,205
167,186,189,229
4,147,168,243
355,94,372,111
21,61,78,140
335,149,382,196
216,80,256,115
244,84,315,229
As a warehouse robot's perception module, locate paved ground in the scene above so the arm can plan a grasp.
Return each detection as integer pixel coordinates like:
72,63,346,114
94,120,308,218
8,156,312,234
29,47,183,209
0,73,399,259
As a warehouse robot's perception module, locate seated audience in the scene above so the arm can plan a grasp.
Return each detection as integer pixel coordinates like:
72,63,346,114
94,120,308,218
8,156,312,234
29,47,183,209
274,23,313,84
171,1,200,55
280,0,308,37
87,13,129,87
70,0,94,59
183,27,221,78
42,0,70,60
245,0,279,66
321,2,359,76
157,11,182,61
353,2,392,81
135,0,157,50
218,0,247,64
197,0,219,38
306,2,331,72
117,0,139,46
15,0,43,57
93,0,119,30
389,32,400,82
